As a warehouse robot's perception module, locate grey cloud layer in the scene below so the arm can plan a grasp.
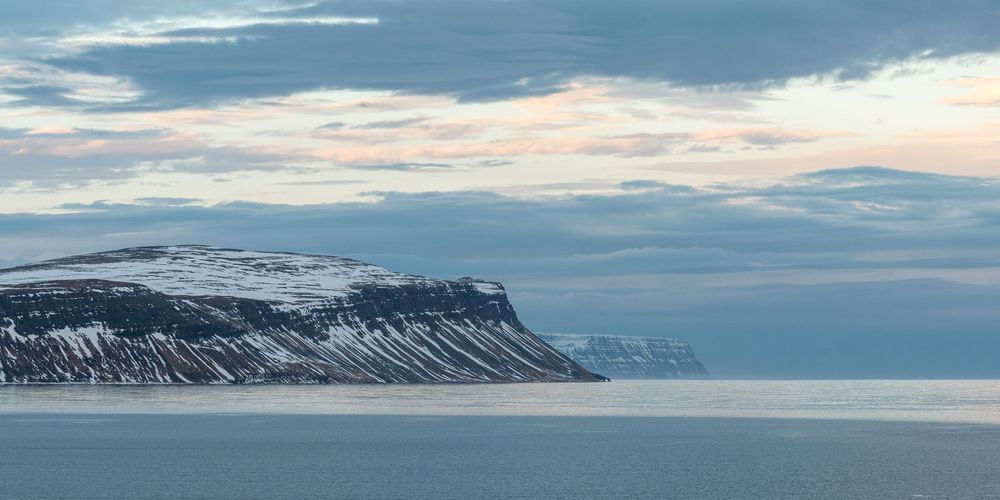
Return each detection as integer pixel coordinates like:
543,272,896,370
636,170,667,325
2,167,999,377
12,0,998,108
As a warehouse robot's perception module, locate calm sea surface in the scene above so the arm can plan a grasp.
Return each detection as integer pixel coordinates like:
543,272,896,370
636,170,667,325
2,380,999,499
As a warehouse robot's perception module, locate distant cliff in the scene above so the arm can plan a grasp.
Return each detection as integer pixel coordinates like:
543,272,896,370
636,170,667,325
538,333,708,379
0,246,601,384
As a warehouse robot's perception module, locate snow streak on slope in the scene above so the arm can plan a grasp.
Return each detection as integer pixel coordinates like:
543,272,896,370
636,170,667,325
0,247,597,384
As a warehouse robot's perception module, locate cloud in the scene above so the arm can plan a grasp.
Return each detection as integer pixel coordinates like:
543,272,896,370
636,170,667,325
4,166,995,273
942,76,1000,107
304,131,694,164
0,2,374,46
11,0,997,109
0,127,299,186
346,162,454,171
132,197,202,206
0,127,31,139
618,180,698,193
1,167,999,376
0,59,146,108
353,117,430,129
316,121,347,130
3,85,83,107
696,128,855,146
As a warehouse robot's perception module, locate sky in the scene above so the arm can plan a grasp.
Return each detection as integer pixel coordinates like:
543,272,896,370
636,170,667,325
1,0,999,377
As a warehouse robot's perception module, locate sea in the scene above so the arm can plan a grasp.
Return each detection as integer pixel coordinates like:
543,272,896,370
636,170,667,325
2,380,999,499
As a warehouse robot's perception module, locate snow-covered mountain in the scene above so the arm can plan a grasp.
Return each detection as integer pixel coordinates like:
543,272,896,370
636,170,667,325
538,333,708,379
0,246,602,384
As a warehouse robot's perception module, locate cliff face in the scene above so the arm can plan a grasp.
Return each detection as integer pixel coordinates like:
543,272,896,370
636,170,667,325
538,333,708,379
0,246,600,384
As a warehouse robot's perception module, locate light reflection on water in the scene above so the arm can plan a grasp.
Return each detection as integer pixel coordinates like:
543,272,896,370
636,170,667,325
1,379,999,424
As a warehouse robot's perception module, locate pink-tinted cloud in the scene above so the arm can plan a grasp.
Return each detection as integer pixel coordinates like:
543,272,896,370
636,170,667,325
941,77,1000,107
514,83,615,112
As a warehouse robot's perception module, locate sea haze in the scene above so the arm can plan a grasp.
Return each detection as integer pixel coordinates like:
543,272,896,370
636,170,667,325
3,380,999,424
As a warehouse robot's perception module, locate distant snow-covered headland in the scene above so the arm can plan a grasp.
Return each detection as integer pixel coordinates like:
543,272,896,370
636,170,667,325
0,245,603,384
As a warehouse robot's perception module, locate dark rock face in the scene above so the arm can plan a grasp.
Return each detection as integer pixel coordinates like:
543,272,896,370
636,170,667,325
0,246,599,384
538,333,709,379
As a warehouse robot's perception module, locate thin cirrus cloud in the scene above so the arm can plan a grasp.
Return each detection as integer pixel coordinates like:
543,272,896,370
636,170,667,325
7,0,996,109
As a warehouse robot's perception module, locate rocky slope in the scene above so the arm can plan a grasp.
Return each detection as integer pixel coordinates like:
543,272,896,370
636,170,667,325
0,246,601,384
538,333,708,379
